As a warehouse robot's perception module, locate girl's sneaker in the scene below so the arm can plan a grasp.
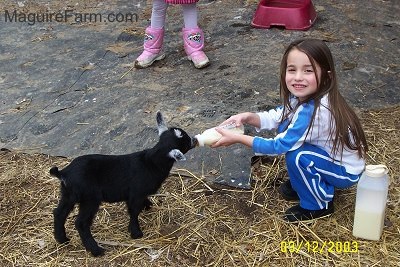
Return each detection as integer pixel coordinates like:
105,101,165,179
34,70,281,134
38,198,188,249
284,201,334,223
279,180,300,201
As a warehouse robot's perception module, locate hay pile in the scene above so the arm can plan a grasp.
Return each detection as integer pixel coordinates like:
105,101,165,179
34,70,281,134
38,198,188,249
1,106,399,267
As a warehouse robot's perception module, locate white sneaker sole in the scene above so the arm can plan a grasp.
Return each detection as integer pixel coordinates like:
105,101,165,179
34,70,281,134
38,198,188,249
134,53,166,69
187,56,210,69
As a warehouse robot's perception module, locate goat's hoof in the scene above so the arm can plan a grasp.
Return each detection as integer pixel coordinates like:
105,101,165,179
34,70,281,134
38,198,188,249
144,199,153,210
131,231,143,239
90,247,105,257
55,236,70,244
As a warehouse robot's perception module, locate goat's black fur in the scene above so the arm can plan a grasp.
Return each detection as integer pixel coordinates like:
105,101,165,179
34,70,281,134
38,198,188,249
50,111,195,256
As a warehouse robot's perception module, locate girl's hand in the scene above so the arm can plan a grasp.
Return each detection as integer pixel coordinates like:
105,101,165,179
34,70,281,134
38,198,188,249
210,127,239,148
211,127,255,148
219,112,261,129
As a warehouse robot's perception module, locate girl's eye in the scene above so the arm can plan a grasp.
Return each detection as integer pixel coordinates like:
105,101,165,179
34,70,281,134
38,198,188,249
305,69,314,73
287,68,295,72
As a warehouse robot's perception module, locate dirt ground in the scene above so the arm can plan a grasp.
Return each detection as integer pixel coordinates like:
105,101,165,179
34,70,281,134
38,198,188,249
1,0,399,158
0,0,399,266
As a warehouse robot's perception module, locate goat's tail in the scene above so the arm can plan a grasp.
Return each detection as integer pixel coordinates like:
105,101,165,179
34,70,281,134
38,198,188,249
49,166,61,178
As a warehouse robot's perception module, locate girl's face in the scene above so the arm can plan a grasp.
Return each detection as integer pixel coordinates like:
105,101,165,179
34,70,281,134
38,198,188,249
285,48,321,101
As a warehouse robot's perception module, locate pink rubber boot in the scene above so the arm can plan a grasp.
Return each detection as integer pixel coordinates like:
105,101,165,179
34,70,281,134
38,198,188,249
134,27,165,69
182,27,210,69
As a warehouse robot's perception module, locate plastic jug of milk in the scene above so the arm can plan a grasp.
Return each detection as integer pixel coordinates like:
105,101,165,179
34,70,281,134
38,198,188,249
352,164,389,240
195,122,244,147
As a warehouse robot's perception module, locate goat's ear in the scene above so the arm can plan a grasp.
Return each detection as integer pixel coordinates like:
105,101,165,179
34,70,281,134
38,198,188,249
156,111,168,136
174,129,183,138
168,149,186,161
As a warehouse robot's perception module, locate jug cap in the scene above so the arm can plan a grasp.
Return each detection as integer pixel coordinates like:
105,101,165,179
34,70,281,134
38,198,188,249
365,164,388,178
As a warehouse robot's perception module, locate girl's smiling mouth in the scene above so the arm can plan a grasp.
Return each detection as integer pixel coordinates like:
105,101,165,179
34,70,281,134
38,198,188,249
292,84,306,89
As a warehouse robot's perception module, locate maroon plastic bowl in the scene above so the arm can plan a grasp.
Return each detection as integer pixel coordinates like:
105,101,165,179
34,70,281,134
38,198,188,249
251,0,317,30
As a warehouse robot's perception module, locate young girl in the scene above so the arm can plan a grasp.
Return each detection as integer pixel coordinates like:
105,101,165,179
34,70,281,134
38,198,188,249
211,39,368,222
134,0,209,69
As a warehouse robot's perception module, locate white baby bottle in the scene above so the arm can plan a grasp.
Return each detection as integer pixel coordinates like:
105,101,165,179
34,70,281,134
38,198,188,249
195,122,244,147
352,164,390,240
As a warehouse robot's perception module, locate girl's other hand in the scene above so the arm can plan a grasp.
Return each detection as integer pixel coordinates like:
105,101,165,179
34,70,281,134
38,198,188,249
218,113,248,128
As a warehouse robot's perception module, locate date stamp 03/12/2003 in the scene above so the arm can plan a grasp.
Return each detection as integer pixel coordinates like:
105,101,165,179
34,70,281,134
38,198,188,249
280,240,359,254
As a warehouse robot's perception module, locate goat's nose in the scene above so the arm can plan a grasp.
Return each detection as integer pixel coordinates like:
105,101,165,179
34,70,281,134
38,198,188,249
191,137,198,148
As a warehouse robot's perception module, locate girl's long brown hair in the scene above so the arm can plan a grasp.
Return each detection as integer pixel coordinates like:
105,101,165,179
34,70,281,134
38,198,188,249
279,39,368,158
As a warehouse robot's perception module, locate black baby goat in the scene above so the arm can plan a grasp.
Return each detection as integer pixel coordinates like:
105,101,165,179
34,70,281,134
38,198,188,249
50,111,196,256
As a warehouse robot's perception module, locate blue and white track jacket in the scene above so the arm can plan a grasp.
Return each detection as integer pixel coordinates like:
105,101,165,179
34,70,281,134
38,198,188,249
252,95,365,175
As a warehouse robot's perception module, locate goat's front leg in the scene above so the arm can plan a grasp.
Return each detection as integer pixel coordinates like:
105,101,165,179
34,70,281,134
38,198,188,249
75,201,104,257
127,197,145,239
53,194,75,244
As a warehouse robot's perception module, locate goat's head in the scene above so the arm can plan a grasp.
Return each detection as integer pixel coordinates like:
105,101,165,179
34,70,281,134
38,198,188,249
156,111,196,161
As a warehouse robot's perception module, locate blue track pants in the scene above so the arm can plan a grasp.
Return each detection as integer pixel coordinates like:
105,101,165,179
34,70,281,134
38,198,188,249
286,143,360,210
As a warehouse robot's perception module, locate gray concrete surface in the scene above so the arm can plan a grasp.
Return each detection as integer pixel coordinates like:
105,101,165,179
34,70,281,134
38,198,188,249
0,0,399,184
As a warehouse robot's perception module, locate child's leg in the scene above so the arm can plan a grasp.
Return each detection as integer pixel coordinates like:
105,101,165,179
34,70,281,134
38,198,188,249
182,3,198,28
151,0,168,29
134,0,168,68
181,3,210,69
286,143,360,211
